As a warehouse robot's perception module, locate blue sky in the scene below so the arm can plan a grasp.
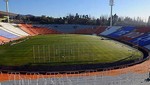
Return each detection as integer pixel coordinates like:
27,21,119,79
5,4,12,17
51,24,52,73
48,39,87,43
0,0,150,21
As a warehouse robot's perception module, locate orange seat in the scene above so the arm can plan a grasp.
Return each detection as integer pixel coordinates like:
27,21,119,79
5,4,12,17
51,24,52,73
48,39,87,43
0,36,10,43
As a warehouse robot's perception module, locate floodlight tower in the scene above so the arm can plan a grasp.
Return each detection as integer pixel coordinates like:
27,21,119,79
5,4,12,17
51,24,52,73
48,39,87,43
4,0,10,23
109,0,114,27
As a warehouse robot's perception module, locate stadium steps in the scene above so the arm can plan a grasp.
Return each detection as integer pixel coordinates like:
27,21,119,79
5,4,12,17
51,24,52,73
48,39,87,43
34,24,97,33
18,24,36,36
120,32,144,41
72,27,107,35
119,27,150,41
26,24,39,35
123,27,150,41
0,36,10,42
125,32,144,38
21,24,62,35
108,26,135,38
0,27,19,39
144,44,150,50
100,26,122,35
38,27,61,34
94,26,107,34
31,26,62,35
73,28,95,34
130,33,150,46
136,27,150,33
119,36,133,41
0,22,29,37
0,40,2,44
0,25,22,37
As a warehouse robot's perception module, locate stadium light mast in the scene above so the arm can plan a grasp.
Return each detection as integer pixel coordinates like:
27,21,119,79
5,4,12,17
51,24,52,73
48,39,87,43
4,0,10,23
109,0,114,27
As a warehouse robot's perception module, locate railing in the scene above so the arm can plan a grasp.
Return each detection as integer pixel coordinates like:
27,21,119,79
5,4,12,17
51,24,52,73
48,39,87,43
0,68,150,85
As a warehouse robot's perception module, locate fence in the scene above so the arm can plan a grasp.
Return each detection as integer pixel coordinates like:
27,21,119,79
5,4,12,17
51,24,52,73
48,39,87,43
0,66,150,85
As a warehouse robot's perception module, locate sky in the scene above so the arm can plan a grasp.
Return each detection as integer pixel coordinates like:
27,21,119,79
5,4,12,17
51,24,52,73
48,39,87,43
0,0,150,21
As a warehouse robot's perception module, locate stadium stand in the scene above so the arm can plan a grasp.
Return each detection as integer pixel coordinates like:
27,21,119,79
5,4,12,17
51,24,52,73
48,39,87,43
33,26,62,34
0,25,20,37
130,33,150,46
0,22,29,36
144,44,150,50
95,26,107,34
23,24,39,35
0,27,19,39
73,26,107,35
20,24,61,35
119,36,133,41
136,27,150,33
33,24,97,33
100,26,122,35
0,23,150,85
0,36,9,42
73,28,95,34
18,24,36,36
108,26,135,38
119,27,150,41
120,32,144,41
0,40,2,44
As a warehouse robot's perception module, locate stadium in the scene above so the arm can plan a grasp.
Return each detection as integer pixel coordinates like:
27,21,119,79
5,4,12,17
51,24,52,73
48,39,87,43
0,0,150,85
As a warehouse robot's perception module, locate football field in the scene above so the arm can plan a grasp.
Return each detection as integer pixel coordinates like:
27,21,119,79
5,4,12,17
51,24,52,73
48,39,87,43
0,34,143,66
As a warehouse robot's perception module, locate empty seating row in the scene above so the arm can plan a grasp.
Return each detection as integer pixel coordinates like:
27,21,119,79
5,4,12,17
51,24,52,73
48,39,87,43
0,27,19,39
130,33,150,46
20,24,61,35
0,36,9,41
0,36,10,45
119,32,144,41
108,26,135,38
122,32,144,39
73,27,107,35
95,27,107,34
136,27,150,33
100,26,150,50
119,36,133,41
100,26,122,35
144,44,150,50
34,24,97,33
0,22,29,36
31,27,62,34
18,24,36,36
73,28,96,34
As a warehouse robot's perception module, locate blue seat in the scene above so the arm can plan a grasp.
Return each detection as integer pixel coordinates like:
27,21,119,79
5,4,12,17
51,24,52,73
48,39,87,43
0,29,19,39
108,26,135,38
130,33,150,46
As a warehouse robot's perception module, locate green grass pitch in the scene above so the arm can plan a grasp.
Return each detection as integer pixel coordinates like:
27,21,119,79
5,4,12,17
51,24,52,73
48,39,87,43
0,34,143,66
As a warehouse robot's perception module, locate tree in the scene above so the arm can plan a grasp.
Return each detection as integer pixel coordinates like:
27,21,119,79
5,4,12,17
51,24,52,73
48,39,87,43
147,16,150,26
